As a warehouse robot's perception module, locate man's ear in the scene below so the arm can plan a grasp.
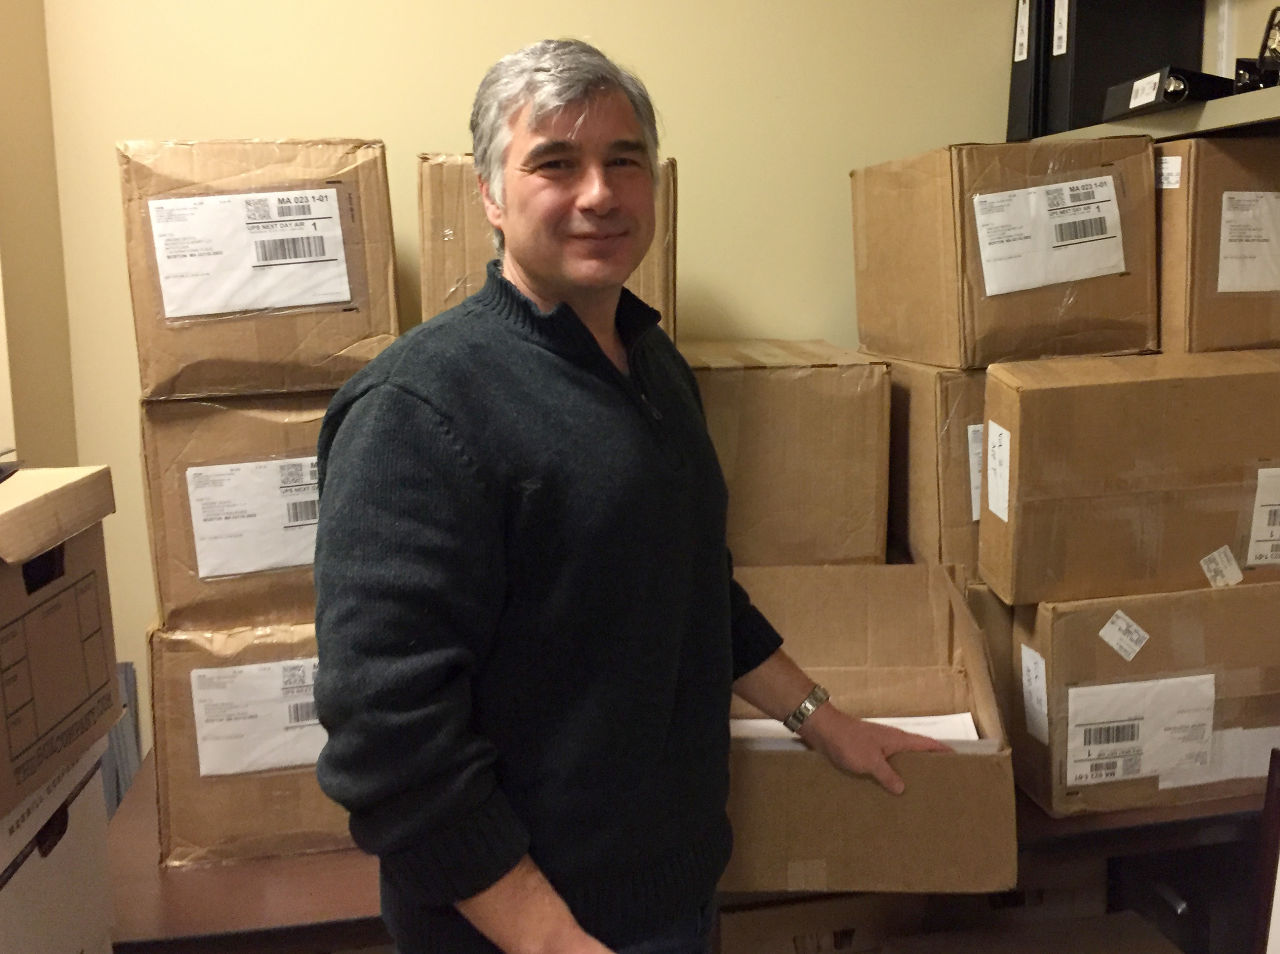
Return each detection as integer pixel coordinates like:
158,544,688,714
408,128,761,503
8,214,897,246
479,176,503,230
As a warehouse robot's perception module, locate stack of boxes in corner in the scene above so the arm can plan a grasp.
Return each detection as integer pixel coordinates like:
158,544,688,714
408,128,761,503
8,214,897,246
117,139,399,865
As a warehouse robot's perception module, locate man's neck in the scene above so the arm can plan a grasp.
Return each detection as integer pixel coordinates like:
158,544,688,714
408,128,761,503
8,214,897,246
502,262,629,373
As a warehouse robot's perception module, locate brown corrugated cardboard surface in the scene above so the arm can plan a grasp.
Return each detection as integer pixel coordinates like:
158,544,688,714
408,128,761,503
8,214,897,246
965,582,1015,731
1011,581,1280,817
418,154,677,337
852,137,1157,369
0,467,120,819
980,350,1280,604
150,624,351,866
681,340,889,567
1158,137,1280,353
882,911,1181,954
119,139,398,398
717,893,926,954
721,564,1015,893
873,353,985,573
141,394,330,631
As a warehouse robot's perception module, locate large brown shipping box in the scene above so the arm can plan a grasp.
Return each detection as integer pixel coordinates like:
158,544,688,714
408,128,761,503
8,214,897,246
852,137,1157,369
141,393,330,630
150,623,351,865
1011,581,1280,818
721,564,1015,893
681,340,889,567
418,154,677,337
980,351,1280,605
0,467,120,818
1158,137,1280,353
119,139,398,398
877,355,985,573
717,893,926,954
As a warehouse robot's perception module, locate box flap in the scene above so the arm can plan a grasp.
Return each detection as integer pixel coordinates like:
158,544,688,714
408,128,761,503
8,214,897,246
679,339,862,370
0,467,114,564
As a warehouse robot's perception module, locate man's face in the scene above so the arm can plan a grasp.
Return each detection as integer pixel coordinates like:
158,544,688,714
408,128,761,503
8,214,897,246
481,89,656,310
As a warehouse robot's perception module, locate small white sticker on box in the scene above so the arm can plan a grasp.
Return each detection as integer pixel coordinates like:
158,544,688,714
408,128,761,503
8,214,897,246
986,421,1011,522
1021,643,1049,746
1052,0,1069,55
1248,467,1280,566
1201,545,1244,587
190,658,326,776
1099,609,1150,662
967,423,984,521
1158,156,1183,190
149,188,352,319
1067,674,1214,787
186,456,319,579
1218,192,1280,293
1129,72,1161,108
1013,0,1031,62
974,175,1126,297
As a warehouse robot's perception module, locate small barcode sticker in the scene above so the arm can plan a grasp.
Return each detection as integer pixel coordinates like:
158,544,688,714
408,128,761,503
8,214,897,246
1053,216,1108,245
254,235,328,264
1202,545,1244,586
285,499,319,525
1129,71,1161,108
1099,609,1150,662
1084,722,1139,746
1248,468,1280,565
288,701,318,724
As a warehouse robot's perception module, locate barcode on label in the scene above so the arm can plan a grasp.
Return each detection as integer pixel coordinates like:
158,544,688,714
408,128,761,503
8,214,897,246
287,701,318,724
277,202,312,217
1268,509,1280,527
285,499,319,525
253,235,327,263
1084,722,1139,746
1070,187,1097,203
1054,217,1109,244
1090,760,1118,775
244,197,272,222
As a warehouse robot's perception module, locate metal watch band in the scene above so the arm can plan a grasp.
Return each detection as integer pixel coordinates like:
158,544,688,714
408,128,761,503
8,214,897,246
782,684,830,732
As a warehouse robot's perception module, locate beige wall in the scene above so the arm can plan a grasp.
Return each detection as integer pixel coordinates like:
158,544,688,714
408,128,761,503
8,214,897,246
0,0,77,466
1206,0,1280,74
37,0,1011,752
0,258,14,458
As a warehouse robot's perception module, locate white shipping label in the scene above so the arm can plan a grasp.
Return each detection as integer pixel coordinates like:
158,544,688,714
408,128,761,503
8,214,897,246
1099,609,1150,662
1129,72,1161,108
973,176,1125,296
148,188,351,319
186,456,319,579
1218,192,1280,293
190,658,325,776
1013,0,1031,62
1052,0,1070,55
986,421,1011,522
1021,644,1049,745
1248,468,1280,565
1066,675,1215,787
1159,156,1183,190
1201,545,1244,588
967,423,984,521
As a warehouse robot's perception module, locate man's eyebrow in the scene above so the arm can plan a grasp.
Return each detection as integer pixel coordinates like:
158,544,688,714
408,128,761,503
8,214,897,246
519,139,576,166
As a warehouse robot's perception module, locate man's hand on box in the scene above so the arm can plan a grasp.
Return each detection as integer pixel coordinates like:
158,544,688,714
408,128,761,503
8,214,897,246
797,705,951,795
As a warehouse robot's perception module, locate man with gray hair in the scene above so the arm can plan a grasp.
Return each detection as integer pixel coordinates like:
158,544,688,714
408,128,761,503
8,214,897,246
313,38,944,954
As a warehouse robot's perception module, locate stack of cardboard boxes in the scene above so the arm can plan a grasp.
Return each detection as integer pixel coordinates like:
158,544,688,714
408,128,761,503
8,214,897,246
118,139,399,865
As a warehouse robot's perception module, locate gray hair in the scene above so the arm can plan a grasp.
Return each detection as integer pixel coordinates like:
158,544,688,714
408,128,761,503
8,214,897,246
470,38,659,248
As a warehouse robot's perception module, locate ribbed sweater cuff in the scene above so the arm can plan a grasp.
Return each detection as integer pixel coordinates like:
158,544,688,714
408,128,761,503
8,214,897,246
379,786,531,905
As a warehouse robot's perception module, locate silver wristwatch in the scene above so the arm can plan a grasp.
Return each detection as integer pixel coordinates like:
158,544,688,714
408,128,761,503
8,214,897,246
783,684,830,732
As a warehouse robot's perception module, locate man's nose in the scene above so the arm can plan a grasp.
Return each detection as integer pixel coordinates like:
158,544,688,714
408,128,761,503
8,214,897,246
576,163,618,214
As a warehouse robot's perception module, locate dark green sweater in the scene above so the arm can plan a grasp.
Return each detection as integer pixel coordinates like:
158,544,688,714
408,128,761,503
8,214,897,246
313,264,782,951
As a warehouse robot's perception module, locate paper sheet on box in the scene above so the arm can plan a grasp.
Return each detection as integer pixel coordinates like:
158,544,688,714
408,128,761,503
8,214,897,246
731,712,997,753
190,659,326,776
1160,725,1280,789
1218,192,1280,293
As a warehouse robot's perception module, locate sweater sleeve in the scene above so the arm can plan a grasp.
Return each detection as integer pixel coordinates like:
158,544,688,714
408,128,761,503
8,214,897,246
727,560,784,680
313,382,529,905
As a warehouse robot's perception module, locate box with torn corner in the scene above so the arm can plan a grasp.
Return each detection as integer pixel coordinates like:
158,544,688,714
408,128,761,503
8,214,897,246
1011,580,1280,818
980,350,1280,605
867,352,985,574
851,136,1157,369
0,466,120,819
141,393,330,631
721,564,1015,894
118,139,398,399
1158,137,1280,353
418,154,677,337
680,340,889,567
150,622,351,866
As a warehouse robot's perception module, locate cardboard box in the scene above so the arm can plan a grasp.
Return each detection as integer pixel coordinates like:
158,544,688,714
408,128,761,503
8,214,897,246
851,137,1157,369
721,564,1015,893
681,340,889,567
418,154,677,337
965,582,1016,731
0,466,120,819
882,911,1182,954
119,139,398,398
1011,580,1280,817
1,740,111,954
922,853,1107,931
980,350,1280,605
141,393,330,631
1158,137,1280,353
150,623,352,866
717,893,926,954
875,354,985,573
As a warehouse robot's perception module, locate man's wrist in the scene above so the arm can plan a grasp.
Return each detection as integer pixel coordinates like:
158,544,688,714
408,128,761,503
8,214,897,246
782,683,830,732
